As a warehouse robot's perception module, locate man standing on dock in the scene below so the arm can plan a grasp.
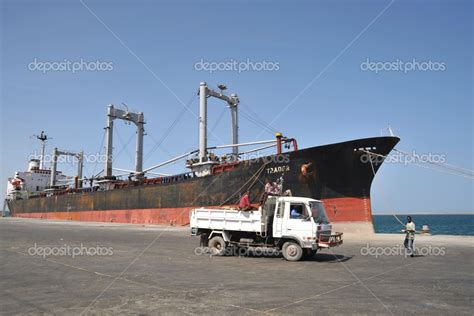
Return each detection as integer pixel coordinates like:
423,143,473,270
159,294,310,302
403,216,416,257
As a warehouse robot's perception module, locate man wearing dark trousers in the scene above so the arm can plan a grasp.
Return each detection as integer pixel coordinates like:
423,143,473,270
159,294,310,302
403,216,416,257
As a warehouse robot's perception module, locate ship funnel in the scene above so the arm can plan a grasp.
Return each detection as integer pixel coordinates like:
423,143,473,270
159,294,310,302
28,159,40,171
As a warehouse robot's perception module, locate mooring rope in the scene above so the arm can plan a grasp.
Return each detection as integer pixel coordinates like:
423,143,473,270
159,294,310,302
219,161,270,206
393,148,474,179
363,149,406,228
91,129,106,177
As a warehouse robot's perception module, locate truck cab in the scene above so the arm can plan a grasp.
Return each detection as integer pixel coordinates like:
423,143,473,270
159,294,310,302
271,196,330,244
190,196,343,261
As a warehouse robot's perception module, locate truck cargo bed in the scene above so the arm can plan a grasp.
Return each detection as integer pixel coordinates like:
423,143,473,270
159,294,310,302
190,208,262,233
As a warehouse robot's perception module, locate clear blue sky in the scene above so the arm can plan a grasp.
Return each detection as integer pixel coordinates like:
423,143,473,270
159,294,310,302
1,0,472,213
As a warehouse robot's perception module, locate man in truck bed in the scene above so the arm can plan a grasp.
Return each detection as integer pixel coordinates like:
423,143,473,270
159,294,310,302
238,190,251,211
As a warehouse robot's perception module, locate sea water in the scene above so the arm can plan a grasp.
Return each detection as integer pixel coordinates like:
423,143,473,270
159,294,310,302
373,214,473,236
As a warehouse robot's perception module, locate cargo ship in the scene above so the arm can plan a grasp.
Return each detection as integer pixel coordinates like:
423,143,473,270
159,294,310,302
5,82,399,233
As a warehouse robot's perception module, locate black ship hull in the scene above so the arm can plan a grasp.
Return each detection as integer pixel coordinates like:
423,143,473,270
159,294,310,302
8,136,399,227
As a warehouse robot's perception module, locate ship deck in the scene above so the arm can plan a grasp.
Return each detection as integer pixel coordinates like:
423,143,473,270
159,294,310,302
0,218,472,315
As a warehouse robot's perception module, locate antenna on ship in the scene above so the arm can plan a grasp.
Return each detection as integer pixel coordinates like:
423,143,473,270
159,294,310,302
381,125,396,137
387,125,394,137
32,131,51,169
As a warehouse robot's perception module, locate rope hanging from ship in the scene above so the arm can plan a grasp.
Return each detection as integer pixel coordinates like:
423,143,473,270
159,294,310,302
362,148,474,228
144,93,198,163
219,161,271,206
91,129,106,177
204,81,277,136
114,124,136,163
392,148,474,179
363,149,406,228
361,149,474,180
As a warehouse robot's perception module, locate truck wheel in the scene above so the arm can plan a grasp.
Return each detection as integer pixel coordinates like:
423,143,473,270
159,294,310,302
282,241,303,261
209,236,226,256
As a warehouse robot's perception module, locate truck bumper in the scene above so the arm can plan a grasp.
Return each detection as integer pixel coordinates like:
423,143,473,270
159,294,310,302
317,232,343,248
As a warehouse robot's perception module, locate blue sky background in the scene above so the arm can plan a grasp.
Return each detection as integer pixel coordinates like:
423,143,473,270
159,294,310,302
1,0,472,214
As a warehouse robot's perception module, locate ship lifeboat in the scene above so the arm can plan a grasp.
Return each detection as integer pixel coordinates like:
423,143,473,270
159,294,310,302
10,178,23,190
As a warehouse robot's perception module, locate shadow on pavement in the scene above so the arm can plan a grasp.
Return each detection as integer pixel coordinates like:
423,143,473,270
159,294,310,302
309,253,354,262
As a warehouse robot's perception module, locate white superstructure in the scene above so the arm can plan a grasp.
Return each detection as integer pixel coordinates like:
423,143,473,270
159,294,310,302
6,159,68,200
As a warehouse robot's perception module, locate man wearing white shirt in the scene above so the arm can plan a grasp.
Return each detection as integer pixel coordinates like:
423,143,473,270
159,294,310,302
403,216,416,257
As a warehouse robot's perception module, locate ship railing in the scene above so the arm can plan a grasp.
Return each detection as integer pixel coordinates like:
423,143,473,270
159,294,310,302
30,186,96,198
146,172,196,185
212,161,240,174
111,172,196,189
31,171,198,198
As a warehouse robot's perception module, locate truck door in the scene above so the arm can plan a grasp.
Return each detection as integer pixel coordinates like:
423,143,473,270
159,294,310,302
285,202,313,239
273,201,285,237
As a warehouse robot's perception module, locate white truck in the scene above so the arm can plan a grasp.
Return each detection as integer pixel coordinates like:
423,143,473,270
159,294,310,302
190,196,343,261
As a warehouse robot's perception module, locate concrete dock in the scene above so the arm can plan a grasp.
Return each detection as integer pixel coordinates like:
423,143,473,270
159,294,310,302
1,218,472,315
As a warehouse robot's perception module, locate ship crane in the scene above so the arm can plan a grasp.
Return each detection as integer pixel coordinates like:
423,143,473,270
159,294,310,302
199,82,240,161
112,82,297,178
103,105,145,179
116,82,241,178
49,148,84,188
121,137,295,177
183,82,240,177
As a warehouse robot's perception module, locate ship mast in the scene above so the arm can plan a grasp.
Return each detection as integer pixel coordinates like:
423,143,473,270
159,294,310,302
34,131,49,169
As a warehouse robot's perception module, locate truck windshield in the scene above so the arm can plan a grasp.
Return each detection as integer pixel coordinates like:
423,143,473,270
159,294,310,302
310,202,329,224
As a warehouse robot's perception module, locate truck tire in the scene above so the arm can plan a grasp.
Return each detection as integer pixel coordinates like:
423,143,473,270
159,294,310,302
282,241,303,261
209,236,226,256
